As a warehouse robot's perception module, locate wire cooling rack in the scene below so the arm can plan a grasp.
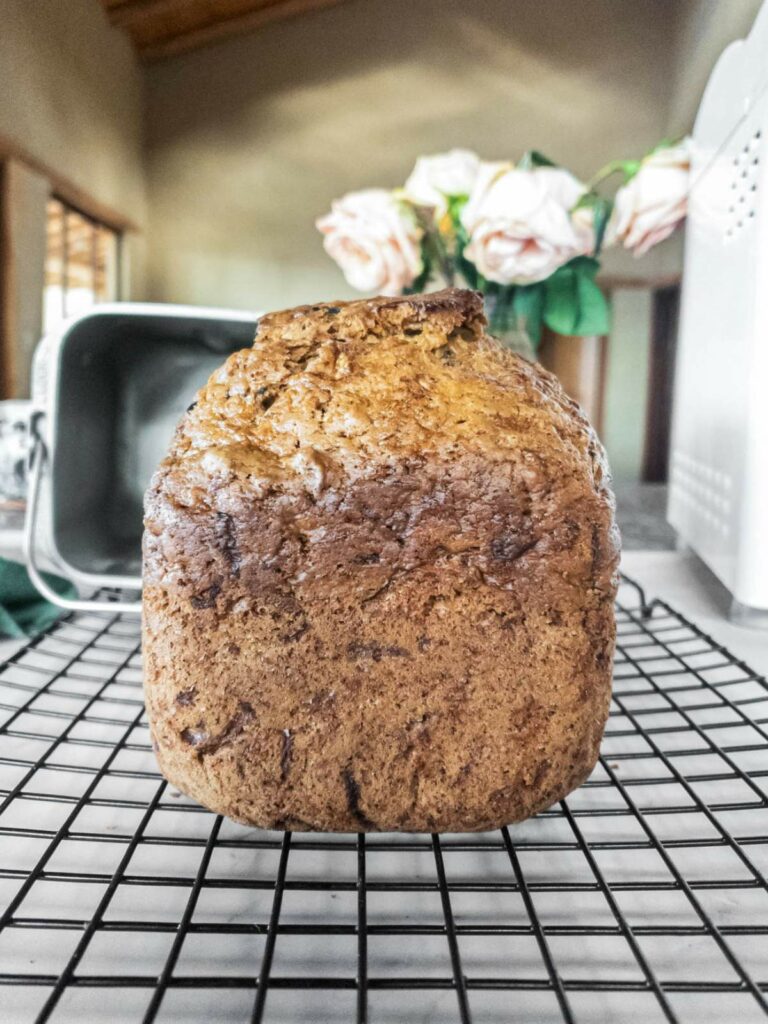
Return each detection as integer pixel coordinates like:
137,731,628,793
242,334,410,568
0,577,766,1024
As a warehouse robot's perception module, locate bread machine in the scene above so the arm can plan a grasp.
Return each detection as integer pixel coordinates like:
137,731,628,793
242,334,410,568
669,0,768,623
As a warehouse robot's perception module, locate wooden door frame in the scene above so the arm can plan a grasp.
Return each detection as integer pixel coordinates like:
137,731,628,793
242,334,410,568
0,142,135,398
0,134,136,234
642,283,681,483
0,162,14,398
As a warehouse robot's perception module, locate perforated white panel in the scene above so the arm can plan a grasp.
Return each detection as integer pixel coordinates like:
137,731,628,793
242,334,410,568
669,1,768,612
725,129,761,241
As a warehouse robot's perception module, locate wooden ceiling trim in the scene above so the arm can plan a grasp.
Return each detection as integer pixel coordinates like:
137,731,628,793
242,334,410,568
106,0,271,33
100,0,347,62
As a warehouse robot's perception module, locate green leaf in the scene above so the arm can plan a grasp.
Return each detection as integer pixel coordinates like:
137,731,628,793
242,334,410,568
574,192,613,255
574,271,610,336
446,195,469,221
588,157,641,189
592,197,612,254
543,257,610,337
457,254,479,289
454,219,480,289
543,267,579,335
563,255,600,275
518,150,558,170
404,247,432,294
512,283,546,346
621,158,642,181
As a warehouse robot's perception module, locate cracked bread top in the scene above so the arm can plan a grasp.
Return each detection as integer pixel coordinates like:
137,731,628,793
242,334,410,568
152,289,609,497
144,288,619,602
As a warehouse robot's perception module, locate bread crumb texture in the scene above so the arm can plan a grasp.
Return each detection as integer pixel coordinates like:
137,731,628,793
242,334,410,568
143,288,620,832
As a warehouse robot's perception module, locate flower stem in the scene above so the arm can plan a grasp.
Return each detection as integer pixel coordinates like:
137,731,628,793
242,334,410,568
587,161,625,189
412,205,455,287
428,224,455,286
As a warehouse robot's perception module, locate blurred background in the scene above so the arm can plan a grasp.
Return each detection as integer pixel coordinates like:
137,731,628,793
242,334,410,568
5,8,768,1019
0,0,762,538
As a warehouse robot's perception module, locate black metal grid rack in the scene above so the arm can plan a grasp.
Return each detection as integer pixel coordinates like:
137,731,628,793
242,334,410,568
0,577,767,1024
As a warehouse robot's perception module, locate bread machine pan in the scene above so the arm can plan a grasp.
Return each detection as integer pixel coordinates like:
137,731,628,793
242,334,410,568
25,304,259,614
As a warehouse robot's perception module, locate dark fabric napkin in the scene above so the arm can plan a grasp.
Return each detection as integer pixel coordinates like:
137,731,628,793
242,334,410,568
0,557,75,638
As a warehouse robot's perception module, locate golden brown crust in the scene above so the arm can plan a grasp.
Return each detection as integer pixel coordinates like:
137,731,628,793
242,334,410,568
143,288,619,832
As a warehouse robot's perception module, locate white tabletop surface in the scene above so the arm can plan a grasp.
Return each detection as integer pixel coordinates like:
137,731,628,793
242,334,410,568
620,549,768,676
0,635,26,664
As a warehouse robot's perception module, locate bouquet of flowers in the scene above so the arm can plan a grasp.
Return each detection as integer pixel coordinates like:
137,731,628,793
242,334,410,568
317,142,691,351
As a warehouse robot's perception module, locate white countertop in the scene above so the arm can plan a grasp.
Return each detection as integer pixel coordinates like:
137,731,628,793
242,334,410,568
620,549,768,676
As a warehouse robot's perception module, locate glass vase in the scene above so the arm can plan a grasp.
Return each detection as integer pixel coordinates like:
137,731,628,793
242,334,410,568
483,292,537,361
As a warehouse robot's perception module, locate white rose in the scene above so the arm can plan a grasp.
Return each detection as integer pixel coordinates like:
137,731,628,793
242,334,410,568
607,139,691,256
316,189,423,295
459,160,514,231
539,167,596,252
403,149,482,214
462,166,591,285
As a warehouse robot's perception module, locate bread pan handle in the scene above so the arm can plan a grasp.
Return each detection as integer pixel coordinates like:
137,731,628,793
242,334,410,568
24,415,143,616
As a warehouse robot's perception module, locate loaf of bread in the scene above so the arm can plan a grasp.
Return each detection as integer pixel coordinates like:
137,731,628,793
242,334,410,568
143,288,619,832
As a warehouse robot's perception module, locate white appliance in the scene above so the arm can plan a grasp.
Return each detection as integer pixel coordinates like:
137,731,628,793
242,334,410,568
669,0,768,622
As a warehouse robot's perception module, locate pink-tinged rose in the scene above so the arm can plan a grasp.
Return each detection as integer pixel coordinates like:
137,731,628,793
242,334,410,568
316,190,423,295
459,160,514,232
403,149,482,214
607,139,691,256
462,166,591,285
540,167,596,253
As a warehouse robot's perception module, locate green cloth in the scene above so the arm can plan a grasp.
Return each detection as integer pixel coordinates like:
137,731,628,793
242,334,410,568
0,557,76,638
